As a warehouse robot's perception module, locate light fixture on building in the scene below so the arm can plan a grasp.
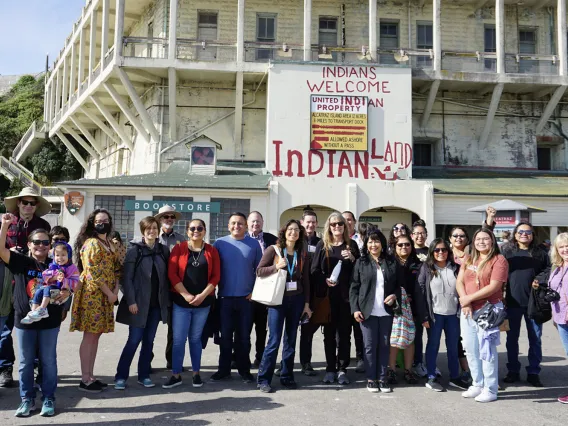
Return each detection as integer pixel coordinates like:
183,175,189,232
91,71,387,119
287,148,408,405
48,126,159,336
303,205,313,211
375,207,387,213
394,49,409,62
318,45,332,60
201,41,207,50
358,46,372,61
278,42,292,58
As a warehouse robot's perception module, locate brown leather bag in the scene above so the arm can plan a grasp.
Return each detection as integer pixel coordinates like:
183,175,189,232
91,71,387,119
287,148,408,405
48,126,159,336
310,249,332,325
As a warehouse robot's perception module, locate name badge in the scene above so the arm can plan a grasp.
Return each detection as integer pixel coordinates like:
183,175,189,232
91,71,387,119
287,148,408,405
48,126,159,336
286,281,298,291
308,245,316,253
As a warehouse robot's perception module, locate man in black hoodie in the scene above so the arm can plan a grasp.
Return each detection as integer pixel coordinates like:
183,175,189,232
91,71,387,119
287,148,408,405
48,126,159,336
501,223,550,387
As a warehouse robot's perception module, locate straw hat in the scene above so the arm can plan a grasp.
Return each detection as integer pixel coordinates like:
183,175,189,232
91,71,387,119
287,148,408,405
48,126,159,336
3,187,52,217
154,205,182,221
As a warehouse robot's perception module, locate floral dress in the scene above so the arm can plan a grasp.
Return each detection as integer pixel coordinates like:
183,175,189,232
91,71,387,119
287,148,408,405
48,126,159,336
70,238,120,333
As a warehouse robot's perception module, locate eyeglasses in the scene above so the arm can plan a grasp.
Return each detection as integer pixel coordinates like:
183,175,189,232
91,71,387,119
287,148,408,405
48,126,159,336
52,238,67,243
31,239,50,246
287,228,300,233
20,200,37,207
452,234,466,239
330,222,345,228
189,226,204,232
412,232,426,236
433,248,448,253
396,243,411,248
517,230,533,235
162,215,176,220
393,226,405,231
94,220,109,225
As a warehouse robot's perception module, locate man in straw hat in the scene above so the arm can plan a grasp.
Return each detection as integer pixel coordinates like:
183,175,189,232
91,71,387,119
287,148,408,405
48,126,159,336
154,205,187,370
3,187,52,254
0,188,51,388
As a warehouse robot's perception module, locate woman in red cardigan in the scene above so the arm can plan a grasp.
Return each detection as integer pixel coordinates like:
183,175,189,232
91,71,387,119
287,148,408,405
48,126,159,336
162,219,220,389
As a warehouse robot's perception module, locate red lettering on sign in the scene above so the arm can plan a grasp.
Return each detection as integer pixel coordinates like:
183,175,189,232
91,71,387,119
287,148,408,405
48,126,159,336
327,150,336,178
285,150,305,177
371,138,383,160
338,152,354,178
308,149,324,175
354,151,369,179
272,140,283,176
384,141,394,163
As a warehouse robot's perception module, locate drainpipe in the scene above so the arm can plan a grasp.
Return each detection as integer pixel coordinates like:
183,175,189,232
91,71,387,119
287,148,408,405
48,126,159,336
408,1,412,49
548,7,555,55
157,83,166,172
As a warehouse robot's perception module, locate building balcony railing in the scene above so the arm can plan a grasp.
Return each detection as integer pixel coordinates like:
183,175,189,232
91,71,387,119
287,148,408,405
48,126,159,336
505,53,558,75
12,121,48,162
0,156,63,198
123,37,168,59
176,39,236,62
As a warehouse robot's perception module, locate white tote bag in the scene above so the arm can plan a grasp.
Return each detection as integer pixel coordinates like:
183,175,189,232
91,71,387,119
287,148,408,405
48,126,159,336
251,246,287,306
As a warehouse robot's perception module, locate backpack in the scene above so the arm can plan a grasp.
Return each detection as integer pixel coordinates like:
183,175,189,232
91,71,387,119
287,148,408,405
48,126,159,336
390,287,416,349
133,243,167,270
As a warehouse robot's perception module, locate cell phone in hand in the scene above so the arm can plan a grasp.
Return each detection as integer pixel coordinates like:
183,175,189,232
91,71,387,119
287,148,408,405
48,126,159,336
299,312,310,325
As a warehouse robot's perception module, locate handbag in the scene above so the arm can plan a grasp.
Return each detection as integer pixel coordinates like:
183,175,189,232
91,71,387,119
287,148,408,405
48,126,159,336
390,287,416,349
310,249,333,325
251,246,287,306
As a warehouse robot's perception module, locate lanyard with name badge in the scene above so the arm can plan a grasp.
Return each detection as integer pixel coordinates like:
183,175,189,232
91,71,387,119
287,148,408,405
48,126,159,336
283,248,298,291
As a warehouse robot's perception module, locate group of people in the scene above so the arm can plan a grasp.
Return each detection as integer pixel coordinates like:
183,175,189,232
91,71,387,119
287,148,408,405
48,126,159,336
0,187,567,418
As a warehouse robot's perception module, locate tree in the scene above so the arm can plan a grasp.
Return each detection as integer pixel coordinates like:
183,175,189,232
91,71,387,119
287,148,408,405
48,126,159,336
28,137,85,184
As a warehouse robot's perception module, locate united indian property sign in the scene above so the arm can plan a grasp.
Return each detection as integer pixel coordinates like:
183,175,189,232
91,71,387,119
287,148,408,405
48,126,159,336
266,64,412,181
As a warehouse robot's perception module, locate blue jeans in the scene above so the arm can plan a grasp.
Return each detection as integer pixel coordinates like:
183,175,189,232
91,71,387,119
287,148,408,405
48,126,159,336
506,306,543,375
15,326,59,401
0,316,7,335
258,294,304,385
557,324,568,357
172,303,211,374
115,307,162,381
32,285,58,305
461,310,499,394
426,314,460,379
414,319,424,364
218,296,254,375
0,310,15,369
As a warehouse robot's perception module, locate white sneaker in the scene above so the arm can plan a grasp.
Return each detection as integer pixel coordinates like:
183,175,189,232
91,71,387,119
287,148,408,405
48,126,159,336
21,308,49,324
462,386,483,398
412,363,428,378
323,372,336,384
475,389,497,403
337,371,350,385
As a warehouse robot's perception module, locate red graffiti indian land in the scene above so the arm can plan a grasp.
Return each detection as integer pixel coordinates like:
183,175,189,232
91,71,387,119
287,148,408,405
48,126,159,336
272,139,412,181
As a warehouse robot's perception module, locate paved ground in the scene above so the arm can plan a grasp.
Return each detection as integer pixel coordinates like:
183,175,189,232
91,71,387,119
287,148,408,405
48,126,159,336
0,315,566,425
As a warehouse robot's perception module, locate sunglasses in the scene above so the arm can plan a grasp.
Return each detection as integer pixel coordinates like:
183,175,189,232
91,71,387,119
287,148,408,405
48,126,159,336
517,230,533,235
32,239,50,246
397,243,411,248
189,226,204,232
393,226,405,231
52,238,67,243
452,234,466,239
162,215,176,220
412,232,426,236
330,222,345,228
434,248,448,253
20,200,37,207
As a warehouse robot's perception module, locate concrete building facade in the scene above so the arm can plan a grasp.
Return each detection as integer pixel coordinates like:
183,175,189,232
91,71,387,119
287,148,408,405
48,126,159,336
11,0,568,242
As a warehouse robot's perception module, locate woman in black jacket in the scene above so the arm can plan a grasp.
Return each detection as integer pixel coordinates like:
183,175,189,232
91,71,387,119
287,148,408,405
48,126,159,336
350,228,401,394
114,216,170,390
311,211,360,386
388,234,426,384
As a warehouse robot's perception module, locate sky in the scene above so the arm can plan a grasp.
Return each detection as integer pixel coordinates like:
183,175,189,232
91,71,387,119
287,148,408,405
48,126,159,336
0,0,85,75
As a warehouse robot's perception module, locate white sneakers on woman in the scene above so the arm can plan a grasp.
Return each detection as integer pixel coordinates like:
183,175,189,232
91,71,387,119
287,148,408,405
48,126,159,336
462,386,497,402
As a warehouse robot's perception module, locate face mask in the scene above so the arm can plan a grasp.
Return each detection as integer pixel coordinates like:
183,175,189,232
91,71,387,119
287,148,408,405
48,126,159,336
94,223,111,235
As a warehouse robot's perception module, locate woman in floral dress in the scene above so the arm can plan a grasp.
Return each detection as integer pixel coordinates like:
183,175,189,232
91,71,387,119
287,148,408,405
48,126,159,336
70,208,120,393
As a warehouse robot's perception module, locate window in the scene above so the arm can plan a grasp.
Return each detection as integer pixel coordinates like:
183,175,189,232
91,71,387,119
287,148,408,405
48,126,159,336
319,17,338,61
519,29,537,73
94,195,135,242
152,196,193,236
537,147,551,170
198,12,218,61
257,14,276,61
416,22,433,67
209,198,251,242
413,143,432,167
484,25,496,71
380,22,399,64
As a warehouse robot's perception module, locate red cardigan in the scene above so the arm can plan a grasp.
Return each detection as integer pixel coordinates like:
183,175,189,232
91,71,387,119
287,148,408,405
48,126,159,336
168,242,221,293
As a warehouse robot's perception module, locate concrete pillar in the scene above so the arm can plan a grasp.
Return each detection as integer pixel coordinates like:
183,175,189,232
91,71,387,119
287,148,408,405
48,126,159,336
550,226,559,241
558,0,567,76
168,0,178,60
233,72,244,159
303,0,312,61
237,0,245,63
69,42,76,96
55,69,61,116
369,0,377,61
433,0,441,72
168,67,177,141
191,195,211,243
62,56,68,105
101,0,110,60
78,27,86,88
346,183,358,218
114,0,125,58
89,8,98,83
496,0,505,74
268,181,280,237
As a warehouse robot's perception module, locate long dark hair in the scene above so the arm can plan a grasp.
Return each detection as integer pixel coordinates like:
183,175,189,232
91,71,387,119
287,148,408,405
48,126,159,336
277,219,305,253
425,238,456,276
361,228,388,261
74,208,114,272
465,228,499,274
388,222,411,253
394,234,419,265
502,222,538,255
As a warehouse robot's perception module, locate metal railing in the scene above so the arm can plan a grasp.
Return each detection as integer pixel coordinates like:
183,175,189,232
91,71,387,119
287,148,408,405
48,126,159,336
123,37,168,59
0,157,63,198
176,39,236,62
505,53,558,75
12,121,47,160
103,46,115,68
244,42,305,62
